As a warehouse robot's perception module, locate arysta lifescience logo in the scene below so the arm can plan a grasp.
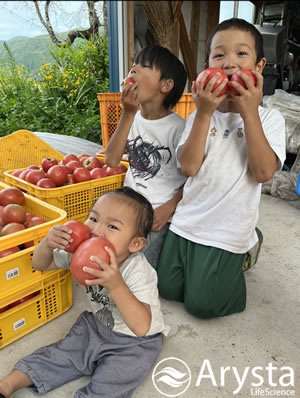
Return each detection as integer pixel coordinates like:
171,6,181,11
152,357,192,397
152,357,295,397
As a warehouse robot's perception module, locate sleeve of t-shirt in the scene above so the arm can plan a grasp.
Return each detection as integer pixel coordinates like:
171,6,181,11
53,249,72,269
122,257,159,306
261,107,286,170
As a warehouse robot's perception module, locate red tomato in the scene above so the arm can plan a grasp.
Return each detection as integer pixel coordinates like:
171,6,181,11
25,217,46,228
1,222,25,236
64,220,91,253
83,157,104,170
27,165,40,170
65,174,74,185
79,156,89,164
78,153,90,160
25,169,46,185
0,305,9,313
24,240,34,248
65,160,83,173
90,168,107,179
11,170,23,177
228,69,257,96
2,204,26,224
47,165,68,186
0,246,20,258
0,188,25,206
196,68,228,97
106,166,125,176
41,157,58,172
8,293,35,309
25,212,34,225
70,237,115,285
63,153,79,165
121,77,135,87
119,164,127,173
18,169,31,181
36,178,57,188
0,205,5,226
73,167,91,183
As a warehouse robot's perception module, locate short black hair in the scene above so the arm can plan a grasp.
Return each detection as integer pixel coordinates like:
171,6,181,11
205,18,264,66
104,187,153,238
134,45,187,109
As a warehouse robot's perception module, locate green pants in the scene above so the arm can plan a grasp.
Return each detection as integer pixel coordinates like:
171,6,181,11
157,231,247,319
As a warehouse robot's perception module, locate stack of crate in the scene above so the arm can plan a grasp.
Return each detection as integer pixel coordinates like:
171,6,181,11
0,129,129,348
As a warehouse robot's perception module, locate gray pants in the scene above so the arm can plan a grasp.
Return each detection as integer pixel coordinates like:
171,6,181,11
15,311,164,398
141,222,170,269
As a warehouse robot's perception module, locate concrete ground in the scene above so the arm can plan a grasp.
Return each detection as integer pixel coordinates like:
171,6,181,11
0,193,299,398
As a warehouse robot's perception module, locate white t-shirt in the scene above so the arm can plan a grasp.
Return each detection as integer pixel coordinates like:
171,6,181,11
53,250,170,337
124,110,186,209
170,106,286,253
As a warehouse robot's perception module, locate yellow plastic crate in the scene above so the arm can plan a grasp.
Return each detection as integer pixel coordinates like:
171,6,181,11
0,130,64,181
97,92,196,148
3,158,128,222
0,269,72,349
0,182,67,297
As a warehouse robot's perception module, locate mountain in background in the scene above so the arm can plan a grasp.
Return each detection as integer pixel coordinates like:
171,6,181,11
0,32,70,75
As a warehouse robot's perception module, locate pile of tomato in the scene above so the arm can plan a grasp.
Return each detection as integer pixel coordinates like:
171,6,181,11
0,187,46,257
11,153,127,188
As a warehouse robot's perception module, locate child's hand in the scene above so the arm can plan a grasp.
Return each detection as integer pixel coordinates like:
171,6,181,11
46,225,73,251
192,71,228,116
228,70,263,118
152,203,172,231
121,81,139,114
83,246,124,291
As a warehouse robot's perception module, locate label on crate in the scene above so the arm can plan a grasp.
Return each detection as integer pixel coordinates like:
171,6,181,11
13,317,26,331
6,267,20,280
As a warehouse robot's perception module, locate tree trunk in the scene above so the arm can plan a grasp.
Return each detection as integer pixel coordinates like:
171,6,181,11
33,0,101,47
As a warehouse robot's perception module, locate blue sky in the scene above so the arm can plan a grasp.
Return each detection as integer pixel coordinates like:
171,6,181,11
0,1,94,40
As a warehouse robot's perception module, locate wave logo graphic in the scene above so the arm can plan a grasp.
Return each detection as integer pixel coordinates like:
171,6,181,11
152,357,192,397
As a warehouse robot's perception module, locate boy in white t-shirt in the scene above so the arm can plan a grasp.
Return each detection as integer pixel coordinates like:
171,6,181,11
0,187,169,398
105,45,187,268
157,18,286,318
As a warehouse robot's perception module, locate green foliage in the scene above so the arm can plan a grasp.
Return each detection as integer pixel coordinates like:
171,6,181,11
0,34,57,75
0,35,109,144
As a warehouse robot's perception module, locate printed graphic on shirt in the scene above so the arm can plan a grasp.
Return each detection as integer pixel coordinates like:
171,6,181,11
236,128,244,137
86,286,115,329
126,135,172,181
210,126,217,136
223,129,230,139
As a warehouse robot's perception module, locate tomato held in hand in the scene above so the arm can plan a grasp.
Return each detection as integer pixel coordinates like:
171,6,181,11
64,220,91,253
196,68,228,97
228,69,257,96
70,237,115,286
121,77,135,88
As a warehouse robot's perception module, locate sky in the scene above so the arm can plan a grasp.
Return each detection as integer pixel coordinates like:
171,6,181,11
0,1,97,41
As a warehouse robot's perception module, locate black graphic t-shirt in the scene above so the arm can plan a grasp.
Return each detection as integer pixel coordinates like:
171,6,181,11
124,111,186,209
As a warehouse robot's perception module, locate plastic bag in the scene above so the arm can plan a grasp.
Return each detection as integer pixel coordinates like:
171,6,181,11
33,132,103,156
262,89,300,154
